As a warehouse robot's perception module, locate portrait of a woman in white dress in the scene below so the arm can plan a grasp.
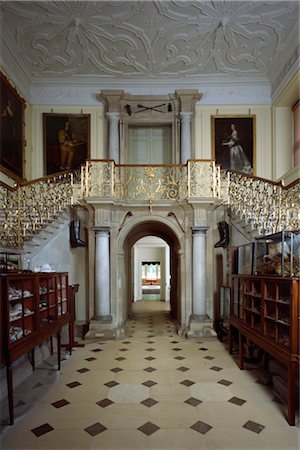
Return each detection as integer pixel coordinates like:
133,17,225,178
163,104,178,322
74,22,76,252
212,116,255,174
222,123,253,174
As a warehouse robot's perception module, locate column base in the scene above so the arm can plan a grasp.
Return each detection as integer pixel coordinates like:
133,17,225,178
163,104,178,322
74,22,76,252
85,315,115,339
187,315,217,337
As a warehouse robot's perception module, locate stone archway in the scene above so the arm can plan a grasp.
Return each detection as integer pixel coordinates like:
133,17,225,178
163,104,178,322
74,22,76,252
122,220,182,325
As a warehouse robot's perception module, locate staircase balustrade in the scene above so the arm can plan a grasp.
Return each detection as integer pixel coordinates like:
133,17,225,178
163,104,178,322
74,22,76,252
0,161,298,249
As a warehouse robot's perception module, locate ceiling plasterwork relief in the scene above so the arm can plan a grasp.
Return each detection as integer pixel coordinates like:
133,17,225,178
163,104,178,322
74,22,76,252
1,1,298,81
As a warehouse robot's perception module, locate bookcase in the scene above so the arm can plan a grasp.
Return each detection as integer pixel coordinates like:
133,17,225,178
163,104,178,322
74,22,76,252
1,272,71,424
229,275,299,425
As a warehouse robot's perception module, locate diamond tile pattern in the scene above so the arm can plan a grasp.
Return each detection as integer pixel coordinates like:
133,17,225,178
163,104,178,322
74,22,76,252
110,367,123,373
66,381,81,388
105,380,119,388
177,366,189,372
84,422,107,436
143,367,156,372
141,398,158,407
142,380,157,387
2,301,292,450
180,379,195,387
77,368,89,373
191,420,212,434
96,398,114,408
243,420,265,434
210,366,223,371
218,379,233,386
228,396,246,406
138,422,160,435
185,397,202,407
51,399,70,408
31,423,54,437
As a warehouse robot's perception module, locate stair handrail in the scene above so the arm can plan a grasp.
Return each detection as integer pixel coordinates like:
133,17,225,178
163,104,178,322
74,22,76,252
1,164,298,250
223,170,299,235
0,170,77,249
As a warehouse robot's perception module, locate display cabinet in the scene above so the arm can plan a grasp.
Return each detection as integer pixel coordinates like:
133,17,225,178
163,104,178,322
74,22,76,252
0,252,22,272
254,230,300,277
229,275,299,425
237,243,254,275
1,272,71,425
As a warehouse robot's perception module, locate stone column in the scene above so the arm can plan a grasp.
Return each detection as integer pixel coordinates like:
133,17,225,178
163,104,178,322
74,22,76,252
94,227,111,321
106,112,120,163
192,226,209,319
180,112,192,164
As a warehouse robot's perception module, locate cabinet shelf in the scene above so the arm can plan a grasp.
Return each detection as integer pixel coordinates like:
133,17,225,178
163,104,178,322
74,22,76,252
229,274,299,426
1,271,72,425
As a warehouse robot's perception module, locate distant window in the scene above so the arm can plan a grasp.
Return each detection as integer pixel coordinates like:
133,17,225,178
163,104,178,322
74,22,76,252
142,262,161,281
292,99,300,166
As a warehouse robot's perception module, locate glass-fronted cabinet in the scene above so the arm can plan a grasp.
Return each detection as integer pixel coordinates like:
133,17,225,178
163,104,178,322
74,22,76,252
56,273,68,316
6,274,36,344
39,274,57,326
254,230,300,277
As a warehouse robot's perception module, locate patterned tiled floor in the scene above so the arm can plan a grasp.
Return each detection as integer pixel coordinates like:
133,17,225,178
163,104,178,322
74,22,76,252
1,301,299,449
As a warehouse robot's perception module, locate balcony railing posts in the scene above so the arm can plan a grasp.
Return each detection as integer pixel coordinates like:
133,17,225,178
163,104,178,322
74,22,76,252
0,161,298,250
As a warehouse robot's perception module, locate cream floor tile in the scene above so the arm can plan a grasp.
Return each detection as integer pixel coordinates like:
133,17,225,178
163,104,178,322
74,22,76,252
1,301,299,450
151,382,190,401
89,429,149,450
148,428,208,450
204,425,263,450
92,403,151,430
149,401,199,428
114,370,155,384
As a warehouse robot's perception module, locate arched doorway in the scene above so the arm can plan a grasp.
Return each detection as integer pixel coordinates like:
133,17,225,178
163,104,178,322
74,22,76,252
123,220,181,324
133,236,170,303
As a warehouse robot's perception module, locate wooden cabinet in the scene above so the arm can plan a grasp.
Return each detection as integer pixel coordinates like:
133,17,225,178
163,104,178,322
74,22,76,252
229,275,299,425
1,272,71,425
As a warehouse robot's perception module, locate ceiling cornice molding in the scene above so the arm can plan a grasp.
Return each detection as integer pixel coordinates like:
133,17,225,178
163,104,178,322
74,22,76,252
271,45,300,102
0,39,32,101
28,80,271,106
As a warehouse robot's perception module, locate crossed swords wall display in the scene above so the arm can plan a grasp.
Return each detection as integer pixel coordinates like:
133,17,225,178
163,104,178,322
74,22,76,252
125,103,172,115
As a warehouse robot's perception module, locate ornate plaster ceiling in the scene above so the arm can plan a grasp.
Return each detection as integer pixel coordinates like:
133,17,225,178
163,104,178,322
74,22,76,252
0,1,299,103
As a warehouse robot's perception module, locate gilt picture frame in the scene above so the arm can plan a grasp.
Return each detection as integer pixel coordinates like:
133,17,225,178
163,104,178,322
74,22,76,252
0,72,25,180
211,115,256,175
43,113,90,175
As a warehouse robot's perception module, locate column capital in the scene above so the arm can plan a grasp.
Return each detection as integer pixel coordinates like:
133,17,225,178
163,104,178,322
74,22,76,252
93,226,110,235
192,226,209,235
106,111,120,122
180,111,193,121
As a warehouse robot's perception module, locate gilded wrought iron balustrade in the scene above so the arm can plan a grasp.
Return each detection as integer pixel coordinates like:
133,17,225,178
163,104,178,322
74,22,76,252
0,171,74,249
1,160,298,250
79,160,220,202
226,171,300,234
188,160,221,198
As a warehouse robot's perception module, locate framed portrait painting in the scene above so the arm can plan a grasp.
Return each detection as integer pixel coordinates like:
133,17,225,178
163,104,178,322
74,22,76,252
0,72,25,180
43,113,90,175
211,115,256,175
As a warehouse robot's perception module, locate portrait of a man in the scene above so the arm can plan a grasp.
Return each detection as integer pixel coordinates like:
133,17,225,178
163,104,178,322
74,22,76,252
43,113,90,175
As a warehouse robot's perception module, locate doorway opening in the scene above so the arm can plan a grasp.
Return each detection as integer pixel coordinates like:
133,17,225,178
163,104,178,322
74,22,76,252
142,261,161,300
132,236,171,304
123,220,181,324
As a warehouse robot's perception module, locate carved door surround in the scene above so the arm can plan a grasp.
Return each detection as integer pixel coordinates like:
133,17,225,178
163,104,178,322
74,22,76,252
99,89,202,164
